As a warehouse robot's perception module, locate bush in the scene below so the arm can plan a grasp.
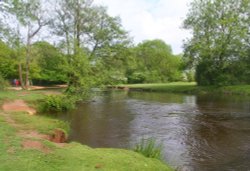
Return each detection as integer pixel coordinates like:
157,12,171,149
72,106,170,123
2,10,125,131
0,75,9,90
39,95,76,113
133,138,163,160
128,72,146,84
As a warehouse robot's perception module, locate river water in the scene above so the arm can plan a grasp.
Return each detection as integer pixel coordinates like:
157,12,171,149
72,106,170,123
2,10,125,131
66,90,250,171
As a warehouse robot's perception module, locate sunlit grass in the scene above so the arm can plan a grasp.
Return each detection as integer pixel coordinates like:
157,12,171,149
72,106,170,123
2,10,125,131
120,82,250,95
0,89,173,171
134,138,163,161
0,113,173,171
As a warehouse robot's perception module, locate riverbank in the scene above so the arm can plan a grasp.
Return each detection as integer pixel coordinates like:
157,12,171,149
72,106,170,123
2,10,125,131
116,82,250,96
0,89,172,171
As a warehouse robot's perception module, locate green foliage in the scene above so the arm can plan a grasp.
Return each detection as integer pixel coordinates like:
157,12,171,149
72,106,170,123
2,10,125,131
128,39,184,83
32,41,68,84
1,0,186,91
0,40,17,79
184,70,195,82
53,0,131,88
124,82,250,96
125,82,197,94
134,138,163,160
64,50,95,99
0,74,9,90
184,0,250,86
2,0,51,87
128,72,146,84
39,95,76,113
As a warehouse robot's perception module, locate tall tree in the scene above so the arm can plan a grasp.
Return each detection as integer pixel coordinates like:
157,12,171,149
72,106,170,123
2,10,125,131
53,0,93,55
2,0,50,88
130,39,183,83
52,0,131,94
0,40,16,79
32,41,68,84
52,0,94,96
184,0,250,85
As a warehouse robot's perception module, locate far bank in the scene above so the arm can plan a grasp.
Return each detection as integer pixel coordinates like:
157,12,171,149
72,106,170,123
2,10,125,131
112,82,250,96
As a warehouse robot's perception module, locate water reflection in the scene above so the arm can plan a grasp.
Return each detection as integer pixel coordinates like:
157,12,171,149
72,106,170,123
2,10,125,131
68,91,133,148
66,91,250,170
190,95,250,171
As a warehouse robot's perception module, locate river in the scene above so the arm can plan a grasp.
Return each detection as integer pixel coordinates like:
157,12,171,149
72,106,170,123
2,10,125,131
65,90,250,171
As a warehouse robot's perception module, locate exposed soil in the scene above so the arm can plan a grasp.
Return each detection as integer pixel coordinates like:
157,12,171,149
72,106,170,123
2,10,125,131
8,85,67,91
18,130,50,140
22,140,51,153
1,111,21,128
1,98,67,153
0,111,52,153
49,129,67,143
2,100,36,115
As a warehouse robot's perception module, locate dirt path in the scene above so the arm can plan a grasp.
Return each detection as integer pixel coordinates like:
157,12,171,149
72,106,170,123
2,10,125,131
8,85,67,91
1,100,66,153
0,110,51,153
2,100,36,115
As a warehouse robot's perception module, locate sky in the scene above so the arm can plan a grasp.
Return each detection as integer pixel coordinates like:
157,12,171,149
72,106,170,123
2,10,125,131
94,0,192,54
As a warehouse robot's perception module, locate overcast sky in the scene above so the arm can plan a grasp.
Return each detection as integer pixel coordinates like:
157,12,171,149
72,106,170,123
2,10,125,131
94,0,192,54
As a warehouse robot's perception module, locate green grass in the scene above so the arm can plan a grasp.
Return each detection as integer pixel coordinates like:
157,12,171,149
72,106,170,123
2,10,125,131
0,89,65,111
119,82,250,96
220,85,250,95
124,82,197,93
11,112,69,135
134,138,163,160
0,90,46,102
0,89,173,171
0,88,65,103
0,113,172,171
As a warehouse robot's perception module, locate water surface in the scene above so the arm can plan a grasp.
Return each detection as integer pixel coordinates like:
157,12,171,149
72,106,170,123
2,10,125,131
66,91,250,171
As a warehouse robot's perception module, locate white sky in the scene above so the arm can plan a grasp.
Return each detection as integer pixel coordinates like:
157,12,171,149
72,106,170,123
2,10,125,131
94,0,192,54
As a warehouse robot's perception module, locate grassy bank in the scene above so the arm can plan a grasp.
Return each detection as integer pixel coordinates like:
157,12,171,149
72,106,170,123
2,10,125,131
0,89,173,171
119,82,250,96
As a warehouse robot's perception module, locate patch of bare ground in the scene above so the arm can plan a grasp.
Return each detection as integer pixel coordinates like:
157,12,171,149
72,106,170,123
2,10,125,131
8,84,67,91
22,140,51,153
1,99,68,153
2,100,36,115
0,111,52,153
18,130,50,140
1,111,21,128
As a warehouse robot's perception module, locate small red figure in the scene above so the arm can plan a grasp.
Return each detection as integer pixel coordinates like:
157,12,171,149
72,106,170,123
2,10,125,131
15,79,19,87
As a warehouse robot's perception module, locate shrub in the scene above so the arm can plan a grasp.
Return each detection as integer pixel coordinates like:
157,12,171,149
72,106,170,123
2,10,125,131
0,75,9,90
39,95,76,113
128,72,146,84
133,138,163,160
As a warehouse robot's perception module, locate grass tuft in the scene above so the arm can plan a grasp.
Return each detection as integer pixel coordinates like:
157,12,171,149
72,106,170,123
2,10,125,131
134,138,163,160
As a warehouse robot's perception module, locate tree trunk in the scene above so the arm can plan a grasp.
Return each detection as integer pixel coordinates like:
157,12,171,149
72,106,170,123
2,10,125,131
74,0,81,55
18,63,24,89
25,46,31,88
25,26,31,89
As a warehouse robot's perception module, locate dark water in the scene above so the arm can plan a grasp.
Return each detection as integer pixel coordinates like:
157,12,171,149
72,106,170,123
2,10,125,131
66,91,250,171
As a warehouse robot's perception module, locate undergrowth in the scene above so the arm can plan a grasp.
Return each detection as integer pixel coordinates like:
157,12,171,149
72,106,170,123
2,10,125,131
134,138,163,160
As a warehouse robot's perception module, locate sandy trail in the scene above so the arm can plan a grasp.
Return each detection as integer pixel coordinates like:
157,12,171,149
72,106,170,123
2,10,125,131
2,100,36,115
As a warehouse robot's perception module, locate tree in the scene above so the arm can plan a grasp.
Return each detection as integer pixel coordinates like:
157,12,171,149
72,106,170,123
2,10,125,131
0,40,16,79
86,6,130,59
130,39,183,83
52,0,131,94
2,0,50,88
32,41,68,84
52,0,96,96
184,0,250,85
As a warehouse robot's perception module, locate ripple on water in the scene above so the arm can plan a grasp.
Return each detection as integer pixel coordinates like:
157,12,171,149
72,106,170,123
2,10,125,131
67,91,250,171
